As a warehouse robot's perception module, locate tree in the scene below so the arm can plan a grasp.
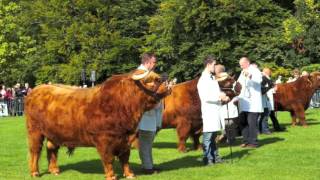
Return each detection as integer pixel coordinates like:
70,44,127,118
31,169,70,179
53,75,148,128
145,0,290,81
282,0,320,67
0,1,36,86
19,0,160,85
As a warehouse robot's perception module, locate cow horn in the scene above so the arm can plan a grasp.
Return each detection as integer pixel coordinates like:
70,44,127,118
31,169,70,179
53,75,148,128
216,72,229,82
131,70,149,80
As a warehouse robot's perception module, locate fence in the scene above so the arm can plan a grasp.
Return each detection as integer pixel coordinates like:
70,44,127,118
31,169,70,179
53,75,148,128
0,90,320,117
311,90,320,108
0,97,24,116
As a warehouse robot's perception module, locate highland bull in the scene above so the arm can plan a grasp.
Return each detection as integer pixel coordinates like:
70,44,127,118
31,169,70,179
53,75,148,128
25,70,171,180
274,72,320,126
161,73,241,152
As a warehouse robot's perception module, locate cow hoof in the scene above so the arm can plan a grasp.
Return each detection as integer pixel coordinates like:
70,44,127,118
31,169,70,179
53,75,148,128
49,168,60,175
31,172,40,177
178,147,188,153
178,149,188,153
106,176,117,180
124,174,135,179
52,172,59,176
194,145,202,151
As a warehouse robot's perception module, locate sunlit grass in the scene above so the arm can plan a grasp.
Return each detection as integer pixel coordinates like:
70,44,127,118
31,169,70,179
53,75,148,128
1,109,320,179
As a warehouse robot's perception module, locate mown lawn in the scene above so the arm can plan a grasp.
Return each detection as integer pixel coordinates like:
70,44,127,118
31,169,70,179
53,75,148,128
1,109,320,180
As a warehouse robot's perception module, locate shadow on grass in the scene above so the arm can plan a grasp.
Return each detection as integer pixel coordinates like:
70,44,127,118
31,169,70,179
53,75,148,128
59,159,104,174
153,142,182,149
133,155,203,175
280,119,320,127
57,155,204,177
259,137,285,147
153,142,199,152
223,148,252,160
219,137,285,148
55,138,284,177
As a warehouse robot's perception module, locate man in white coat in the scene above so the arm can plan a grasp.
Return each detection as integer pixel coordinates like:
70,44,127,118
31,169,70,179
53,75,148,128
237,57,263,148
137,52,162,174
197,56,230,165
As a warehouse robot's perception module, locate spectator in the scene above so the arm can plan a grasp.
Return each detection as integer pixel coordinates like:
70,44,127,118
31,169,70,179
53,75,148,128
4,88,13,100
259,68,274,135
22,83,32,96
14,83,24,98
275,75,282,84
14,83,24,116
301,71,309,76
268,85,286,131
287,69,300,83
0,85,6,100
293,69,300,80
237,57,263,148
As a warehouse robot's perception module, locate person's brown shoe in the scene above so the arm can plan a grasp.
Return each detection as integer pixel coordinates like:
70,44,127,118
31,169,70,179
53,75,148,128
240,143,247,148
246,144,258,148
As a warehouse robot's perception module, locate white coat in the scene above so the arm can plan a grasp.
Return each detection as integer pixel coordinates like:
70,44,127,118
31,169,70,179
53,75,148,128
220,97,239,120
267,88,275,111
237,65,263,113
197,70,224,132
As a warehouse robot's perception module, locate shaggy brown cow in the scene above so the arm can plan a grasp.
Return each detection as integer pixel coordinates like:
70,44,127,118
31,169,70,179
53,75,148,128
274,72,320,126
161,73,241,152
25,70,171,180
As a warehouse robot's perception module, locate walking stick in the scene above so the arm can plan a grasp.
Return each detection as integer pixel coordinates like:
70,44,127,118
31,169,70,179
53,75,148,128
226,103,233,164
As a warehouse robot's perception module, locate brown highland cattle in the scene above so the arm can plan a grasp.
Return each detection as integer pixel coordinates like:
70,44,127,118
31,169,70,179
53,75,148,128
274,72,320,126
131,73,241,152
24,70,171,180
161,73,241,152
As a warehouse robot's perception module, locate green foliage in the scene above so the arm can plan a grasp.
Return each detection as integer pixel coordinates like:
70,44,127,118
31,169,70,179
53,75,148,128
283,17,305,43
281,0,320,66
146,0,290,81
0,1,36,86
18,0,160,85
301,63,320,72
0,0,320,85
260,62,292,80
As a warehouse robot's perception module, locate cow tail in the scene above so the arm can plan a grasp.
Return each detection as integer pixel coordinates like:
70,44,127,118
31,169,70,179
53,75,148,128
66,147,75,157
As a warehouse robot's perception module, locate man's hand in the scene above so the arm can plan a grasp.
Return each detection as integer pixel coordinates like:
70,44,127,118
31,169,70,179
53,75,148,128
219,92,230,103
243,70,252,79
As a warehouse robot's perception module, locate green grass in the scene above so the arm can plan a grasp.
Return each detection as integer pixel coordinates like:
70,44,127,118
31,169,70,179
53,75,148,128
1,110,320,180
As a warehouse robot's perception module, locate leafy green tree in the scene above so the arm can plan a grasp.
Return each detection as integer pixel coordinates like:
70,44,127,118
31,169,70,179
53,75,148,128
0,1,36,86
20,0,160,85
282,0,320,67
145,0,290,81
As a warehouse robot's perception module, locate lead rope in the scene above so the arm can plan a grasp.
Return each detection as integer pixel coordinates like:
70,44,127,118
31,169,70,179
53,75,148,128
226,103,233,164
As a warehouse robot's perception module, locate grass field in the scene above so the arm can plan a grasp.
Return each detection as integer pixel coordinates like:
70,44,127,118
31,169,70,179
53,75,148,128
1,109,320,180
